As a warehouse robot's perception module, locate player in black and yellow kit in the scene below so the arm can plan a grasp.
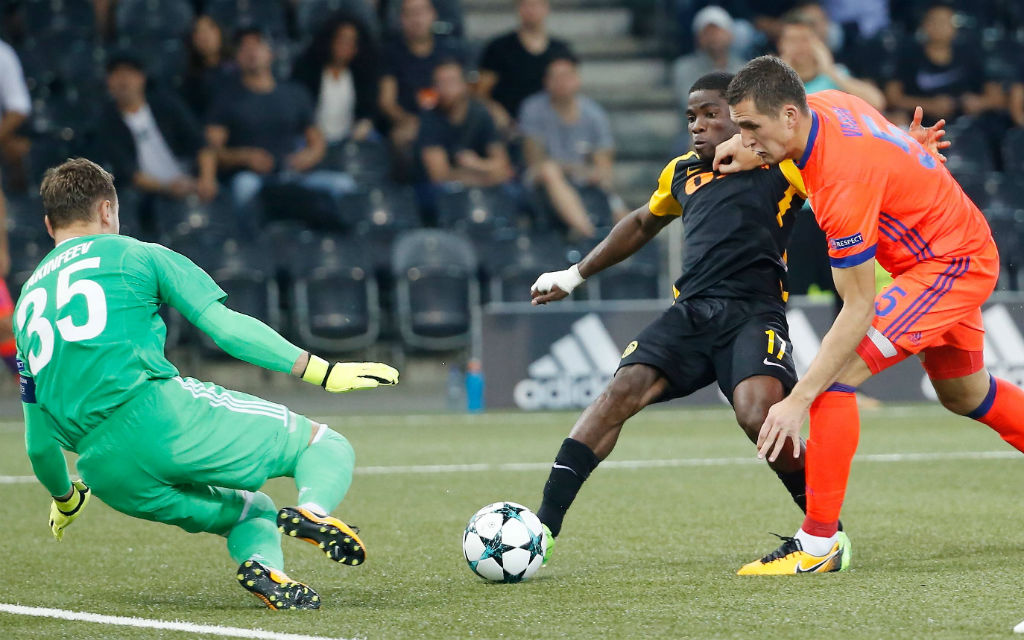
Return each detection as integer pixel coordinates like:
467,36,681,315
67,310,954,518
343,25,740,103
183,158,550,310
528,72,810,558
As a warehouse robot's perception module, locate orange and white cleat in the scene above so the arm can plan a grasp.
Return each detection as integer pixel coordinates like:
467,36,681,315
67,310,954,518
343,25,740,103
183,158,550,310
236,560,320,610
277,506,366,566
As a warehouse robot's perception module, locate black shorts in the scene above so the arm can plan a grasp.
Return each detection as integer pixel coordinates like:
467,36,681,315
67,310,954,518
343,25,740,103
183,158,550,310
617,296,797,404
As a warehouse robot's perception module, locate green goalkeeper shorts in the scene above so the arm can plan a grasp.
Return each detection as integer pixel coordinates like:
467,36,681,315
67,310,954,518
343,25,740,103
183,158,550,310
76,376,315,534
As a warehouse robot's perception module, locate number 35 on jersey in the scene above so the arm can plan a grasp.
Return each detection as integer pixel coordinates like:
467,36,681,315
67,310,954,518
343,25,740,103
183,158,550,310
16,255,108,374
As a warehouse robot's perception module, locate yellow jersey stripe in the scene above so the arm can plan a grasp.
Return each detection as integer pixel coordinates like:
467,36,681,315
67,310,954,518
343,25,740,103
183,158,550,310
779,159,807,198
648,151,696,217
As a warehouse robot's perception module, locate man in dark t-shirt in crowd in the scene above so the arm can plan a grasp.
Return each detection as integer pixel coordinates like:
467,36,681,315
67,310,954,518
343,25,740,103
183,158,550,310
416,58,512,219
202,29,354,228
884,2,1004,124
419,58,512,188
477,0,573,130
380,0,464,150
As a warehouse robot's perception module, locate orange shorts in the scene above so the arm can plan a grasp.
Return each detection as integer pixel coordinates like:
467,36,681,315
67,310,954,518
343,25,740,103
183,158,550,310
856,244,998,379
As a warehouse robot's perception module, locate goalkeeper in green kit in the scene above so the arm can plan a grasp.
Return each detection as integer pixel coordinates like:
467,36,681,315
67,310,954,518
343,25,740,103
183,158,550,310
15,158,399,610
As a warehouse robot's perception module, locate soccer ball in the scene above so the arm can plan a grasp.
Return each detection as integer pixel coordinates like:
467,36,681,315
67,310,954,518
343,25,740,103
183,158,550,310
462,501,547,583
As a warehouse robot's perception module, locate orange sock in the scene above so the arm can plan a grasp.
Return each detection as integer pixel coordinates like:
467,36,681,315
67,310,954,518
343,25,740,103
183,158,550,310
967,376,1024,452
802,383,860,537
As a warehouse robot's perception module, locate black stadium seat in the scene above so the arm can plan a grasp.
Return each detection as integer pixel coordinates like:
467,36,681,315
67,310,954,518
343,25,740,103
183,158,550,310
1003,128,1024,175
391,230,478,350
951,170,989,210
480,231,569,303
206,0,288,38
296,0,381,38
435,185,516,233
945,119,996,174
355,184,423,276
184,237,282,357
115,0,194,40
111,37,188,87
323,139,392,186
591,240,662,300
290,235,381,352
23,0,95,41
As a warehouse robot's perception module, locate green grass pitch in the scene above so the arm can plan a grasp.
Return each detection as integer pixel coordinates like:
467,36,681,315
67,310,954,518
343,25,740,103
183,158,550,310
2,405,1023,639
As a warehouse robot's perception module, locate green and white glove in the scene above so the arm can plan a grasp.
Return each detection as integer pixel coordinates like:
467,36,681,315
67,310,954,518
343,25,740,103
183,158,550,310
301,356,400,393
50,480,90,542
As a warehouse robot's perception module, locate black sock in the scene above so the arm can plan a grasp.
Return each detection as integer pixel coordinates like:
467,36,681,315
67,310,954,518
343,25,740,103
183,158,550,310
774,468,845,531
775,468,807,513
536,438,601,537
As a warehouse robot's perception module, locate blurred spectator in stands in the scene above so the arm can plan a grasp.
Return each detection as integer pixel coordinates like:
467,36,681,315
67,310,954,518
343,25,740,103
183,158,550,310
419,58,512,189
477,0,573,132
520,54,622,239
777,12,885,110
885,2,1004,124
750,0,799,45
294,13,379,145
379,0,462,151
182,15,237,119
203,29,355,228
1010,73,1024,129
97,52,214,204
790,1,845,57
0,38,31,191
822,0,889,40
672,7,744,110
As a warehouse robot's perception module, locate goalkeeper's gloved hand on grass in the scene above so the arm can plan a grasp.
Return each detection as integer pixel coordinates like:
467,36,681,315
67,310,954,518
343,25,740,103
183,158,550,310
50,480,90,542
301,356,400,393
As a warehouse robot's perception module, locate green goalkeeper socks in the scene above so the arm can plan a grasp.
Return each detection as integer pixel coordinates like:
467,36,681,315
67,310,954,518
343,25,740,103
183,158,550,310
294,427,355,514
226,491,285,570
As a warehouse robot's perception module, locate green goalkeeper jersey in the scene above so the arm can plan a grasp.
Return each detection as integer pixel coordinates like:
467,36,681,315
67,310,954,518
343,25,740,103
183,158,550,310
14,234,226,450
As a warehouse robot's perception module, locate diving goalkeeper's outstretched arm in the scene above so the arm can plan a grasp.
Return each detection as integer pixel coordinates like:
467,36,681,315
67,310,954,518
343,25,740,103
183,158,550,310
530,204,673,305
192,301,399,392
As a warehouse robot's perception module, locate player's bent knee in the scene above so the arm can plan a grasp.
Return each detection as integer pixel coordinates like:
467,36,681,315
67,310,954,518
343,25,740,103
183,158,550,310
935,388,984,416
734,406,768,441
313,426,355,467
930,369,992,416
245,490,277,522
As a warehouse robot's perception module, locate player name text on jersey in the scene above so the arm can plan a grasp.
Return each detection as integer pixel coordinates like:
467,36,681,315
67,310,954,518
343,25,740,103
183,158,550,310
24,241,95,289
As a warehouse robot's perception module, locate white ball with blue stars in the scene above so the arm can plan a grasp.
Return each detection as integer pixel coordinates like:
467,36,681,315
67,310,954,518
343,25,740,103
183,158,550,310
463,501,547,583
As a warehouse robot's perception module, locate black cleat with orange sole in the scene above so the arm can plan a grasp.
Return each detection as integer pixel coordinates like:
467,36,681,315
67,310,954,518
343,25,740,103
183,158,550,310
277,507,367,566
236,560,321,610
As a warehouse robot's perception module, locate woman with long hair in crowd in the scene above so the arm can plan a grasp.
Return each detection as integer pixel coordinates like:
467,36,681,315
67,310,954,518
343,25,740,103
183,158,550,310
293,13,380,145
182,14,237,117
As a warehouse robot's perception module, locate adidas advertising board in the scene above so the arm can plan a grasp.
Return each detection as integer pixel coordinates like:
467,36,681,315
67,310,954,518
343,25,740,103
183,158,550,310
482,299,1024,410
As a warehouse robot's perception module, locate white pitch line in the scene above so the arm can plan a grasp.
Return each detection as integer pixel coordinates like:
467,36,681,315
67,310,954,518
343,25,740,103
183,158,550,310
0,475,35,484
0,603,351,640
0,451,1018,485
353,450,1021,475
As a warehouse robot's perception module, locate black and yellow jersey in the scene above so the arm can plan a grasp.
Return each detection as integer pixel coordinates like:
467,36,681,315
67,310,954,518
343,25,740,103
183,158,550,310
649,151,806,303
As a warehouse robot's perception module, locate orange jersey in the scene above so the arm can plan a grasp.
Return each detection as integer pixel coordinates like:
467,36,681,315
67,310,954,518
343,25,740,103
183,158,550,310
794,90,993,275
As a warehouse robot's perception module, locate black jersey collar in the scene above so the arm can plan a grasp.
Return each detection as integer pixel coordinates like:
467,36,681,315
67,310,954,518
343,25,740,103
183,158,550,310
795,110,819,170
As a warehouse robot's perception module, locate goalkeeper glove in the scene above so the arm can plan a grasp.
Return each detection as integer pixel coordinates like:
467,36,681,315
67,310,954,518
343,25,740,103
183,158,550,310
50,480,90,542
301,356,399,393
531,264,585,297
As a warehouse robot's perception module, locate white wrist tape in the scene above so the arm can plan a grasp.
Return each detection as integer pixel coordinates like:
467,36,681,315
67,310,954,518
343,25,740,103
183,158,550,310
531,264,585,295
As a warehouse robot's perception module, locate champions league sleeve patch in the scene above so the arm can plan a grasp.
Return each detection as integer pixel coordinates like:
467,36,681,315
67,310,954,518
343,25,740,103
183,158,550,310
828,232,865,251
17,358,36,403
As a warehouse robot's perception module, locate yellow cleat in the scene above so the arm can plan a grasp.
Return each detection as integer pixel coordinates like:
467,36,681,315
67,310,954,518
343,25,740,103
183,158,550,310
737,532,851,575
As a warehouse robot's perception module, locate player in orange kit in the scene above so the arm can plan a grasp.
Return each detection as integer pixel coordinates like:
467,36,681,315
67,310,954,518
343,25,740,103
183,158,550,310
713,55,1024,575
